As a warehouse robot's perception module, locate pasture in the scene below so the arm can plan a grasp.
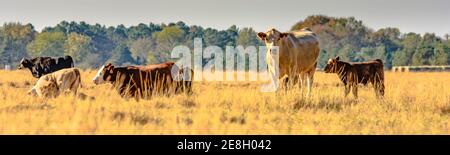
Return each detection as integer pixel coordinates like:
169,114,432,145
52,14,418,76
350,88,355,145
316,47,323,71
0,70,449,134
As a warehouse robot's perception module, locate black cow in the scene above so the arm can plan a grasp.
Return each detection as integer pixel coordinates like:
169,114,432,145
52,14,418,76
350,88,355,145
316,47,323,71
18,55,74,78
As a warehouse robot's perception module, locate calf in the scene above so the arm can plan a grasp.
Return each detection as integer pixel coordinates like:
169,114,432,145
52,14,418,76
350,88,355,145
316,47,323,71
28,68,82,98
92,62,194,100
324,56,385,98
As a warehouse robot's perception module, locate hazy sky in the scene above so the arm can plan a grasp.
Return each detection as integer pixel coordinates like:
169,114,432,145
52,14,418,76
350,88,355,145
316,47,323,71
1,0,449,36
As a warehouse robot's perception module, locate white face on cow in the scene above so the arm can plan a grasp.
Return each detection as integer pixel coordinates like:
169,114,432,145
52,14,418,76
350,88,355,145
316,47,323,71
266,42,277,55
324,56,340,73
92,65,106,85
257,28,288,56
327,58,333,64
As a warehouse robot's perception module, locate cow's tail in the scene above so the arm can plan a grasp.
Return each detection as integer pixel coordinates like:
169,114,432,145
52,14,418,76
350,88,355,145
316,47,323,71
374,59,384,68
374,59,383,63
74,68,83,89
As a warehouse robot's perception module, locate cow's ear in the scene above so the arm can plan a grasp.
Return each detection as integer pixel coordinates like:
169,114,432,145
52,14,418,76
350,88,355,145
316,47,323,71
23,58,31,64
108,66,114,74
48,77,57,84
257,32,267,40
335,56,340,61
280,33,289,38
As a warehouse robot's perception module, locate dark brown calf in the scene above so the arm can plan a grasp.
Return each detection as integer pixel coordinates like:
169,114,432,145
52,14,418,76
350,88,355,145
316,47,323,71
92,62,193,100
324,56,385,98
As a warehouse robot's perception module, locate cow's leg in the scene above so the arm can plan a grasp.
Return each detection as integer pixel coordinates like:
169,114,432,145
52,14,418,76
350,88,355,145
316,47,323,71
352,84,358,98
297,73,305,94
284,74,300,90
344,84,351,97
372,80,379,98
302,73,309,96
378,72,385,98
70,80,80,95
374,81,385,98
260,63,279,92
306,69,315,97
379,82,385,97
282,76,289,91
372,73,385,99
71,87,78,95
292,74,301,89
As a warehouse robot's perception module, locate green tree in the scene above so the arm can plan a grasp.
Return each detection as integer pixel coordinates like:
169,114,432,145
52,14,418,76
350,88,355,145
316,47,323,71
370,28,401,51
127,23,155,40
44,21,116,63
360,47,376,60
146,51,158,64
431,43,449,65
223,25,238,47
0,23,36,67
360,45,389,68
0,31,6,67
153,26,184,62
184,25,204,48
203,28,220,47
317,49,331,68
107,24,128,44
128,37,154,65
412,33,440,66
412,46,433,65
27,31,66,57
64,33,93,63
236,27,260,47
395,33,421,66
373,45,390,68
337,44,355,61
393,49,409,66
110,43,135,66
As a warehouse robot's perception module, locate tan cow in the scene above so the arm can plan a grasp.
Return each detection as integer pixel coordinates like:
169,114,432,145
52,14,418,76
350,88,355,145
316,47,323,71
257,27,320,95
28,68,82,98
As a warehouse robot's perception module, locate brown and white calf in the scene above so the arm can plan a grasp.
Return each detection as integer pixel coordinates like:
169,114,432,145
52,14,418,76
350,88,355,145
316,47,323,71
324,56,385,98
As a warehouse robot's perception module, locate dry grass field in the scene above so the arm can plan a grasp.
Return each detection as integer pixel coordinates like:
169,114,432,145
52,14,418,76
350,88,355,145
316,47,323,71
0,69,449,134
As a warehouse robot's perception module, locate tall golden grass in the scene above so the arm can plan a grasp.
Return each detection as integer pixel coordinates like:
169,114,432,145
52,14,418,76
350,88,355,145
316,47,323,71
0,69,449,134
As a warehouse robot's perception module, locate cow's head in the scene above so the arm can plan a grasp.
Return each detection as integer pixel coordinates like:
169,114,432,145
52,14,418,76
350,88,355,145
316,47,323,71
93,63,115,85
171,64,194,82
324,56,340,73
27,86,37,96
257,28,289,56
18,58,33,69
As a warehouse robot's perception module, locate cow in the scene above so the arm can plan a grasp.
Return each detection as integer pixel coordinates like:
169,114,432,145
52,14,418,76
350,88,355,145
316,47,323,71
324,56,385,98
28,68,82,98
92,62,194,100
257,27,320,95
18,55,74,78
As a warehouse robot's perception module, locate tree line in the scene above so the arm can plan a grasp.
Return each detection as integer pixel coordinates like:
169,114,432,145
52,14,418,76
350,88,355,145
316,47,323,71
1,15,449,69
292,15,450,69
